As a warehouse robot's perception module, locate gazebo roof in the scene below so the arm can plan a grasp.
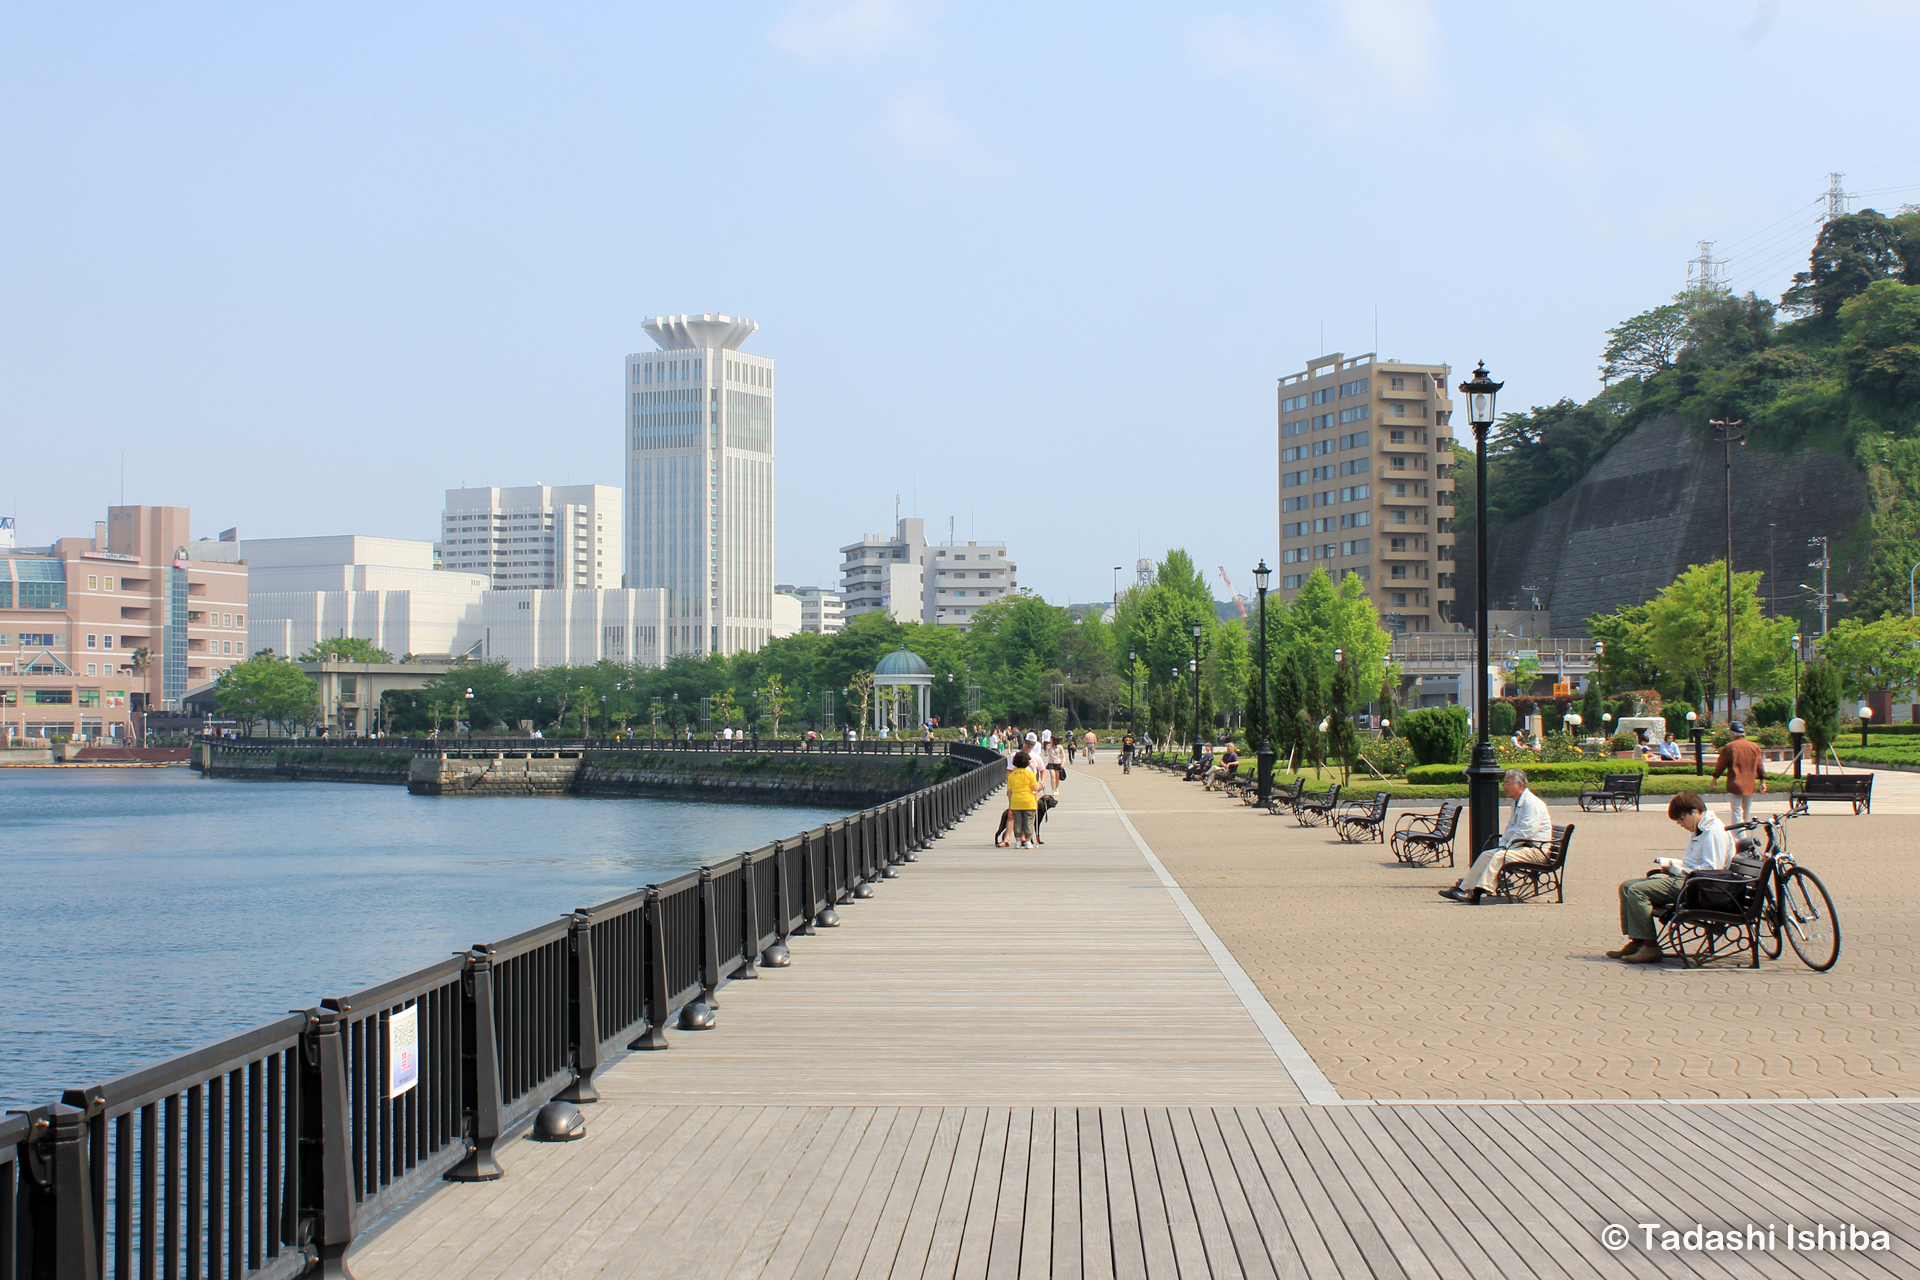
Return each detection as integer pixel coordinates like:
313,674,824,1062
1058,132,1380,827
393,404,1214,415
874,646,932,677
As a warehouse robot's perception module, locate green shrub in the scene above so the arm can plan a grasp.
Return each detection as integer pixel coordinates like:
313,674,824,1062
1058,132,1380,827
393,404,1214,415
1489,702,1517,737
1755,724,1789,747
1609,732,1636,752
1749,694,1794,728
1355,735,1415,777
1398,705,1471,767
1539,729,1583,763
1405,760,1647,785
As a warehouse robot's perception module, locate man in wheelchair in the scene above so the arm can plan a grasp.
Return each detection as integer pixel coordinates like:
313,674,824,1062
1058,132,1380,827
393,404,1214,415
1608,791,1733,963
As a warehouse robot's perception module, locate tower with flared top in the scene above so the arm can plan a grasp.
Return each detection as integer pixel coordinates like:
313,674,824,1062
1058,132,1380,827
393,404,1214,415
625,314,774,658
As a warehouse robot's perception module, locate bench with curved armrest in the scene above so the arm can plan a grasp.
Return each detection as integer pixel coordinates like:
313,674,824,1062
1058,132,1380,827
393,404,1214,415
1490,823,1576,903
1294,781,1341,827
1655,851,1772,967
1334,791,1390,843
1266,776,1305,815
1391,802,1460,867
1577,772,1643,812
1787,773,1872,816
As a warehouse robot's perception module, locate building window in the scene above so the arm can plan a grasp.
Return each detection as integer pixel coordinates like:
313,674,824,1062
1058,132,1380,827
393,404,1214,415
1391,403,1407,417
86,634,97,648
1281,394,1308,412
34,689,72,705
105,578,114,591
1339,378,1369,397
1282,574,1304,589
1339,406,1370,424
1282,419,1308,438
1340,511,1370,529
1312,388,1334,405
1392,592,1408,606
1389,376,1406,390
88,575,99,590
1340,485,1370,502
1341,539,1370,556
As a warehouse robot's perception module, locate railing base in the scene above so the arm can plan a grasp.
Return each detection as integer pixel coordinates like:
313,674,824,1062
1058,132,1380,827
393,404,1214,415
628,1023,671,1051
759,943,791,967
445,1142,504,1183
852,881,876,899
814,908,841,928
678,1001,716,1031
556,1071,600,1104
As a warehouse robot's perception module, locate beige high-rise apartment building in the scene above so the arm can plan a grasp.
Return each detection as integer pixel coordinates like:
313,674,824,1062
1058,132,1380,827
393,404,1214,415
1275,353,1459,634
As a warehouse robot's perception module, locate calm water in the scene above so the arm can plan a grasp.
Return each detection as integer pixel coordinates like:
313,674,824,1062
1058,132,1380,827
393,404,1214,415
0,768,853,1110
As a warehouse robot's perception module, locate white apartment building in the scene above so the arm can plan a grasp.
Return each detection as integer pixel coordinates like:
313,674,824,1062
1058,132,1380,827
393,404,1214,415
241,535,488,660
441,485,619,591
625,314,774,660
1275,353,1459,634
775,584,845,634
838,518,1016,629
478,587,667,671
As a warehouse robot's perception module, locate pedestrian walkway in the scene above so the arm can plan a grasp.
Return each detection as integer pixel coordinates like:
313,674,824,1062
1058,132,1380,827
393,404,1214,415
346,766,1920,1278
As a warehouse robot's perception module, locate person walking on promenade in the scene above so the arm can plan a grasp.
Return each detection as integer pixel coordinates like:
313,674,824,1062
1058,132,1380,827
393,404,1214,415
1007,751,1041,848
1608,791,1733,963
1440,769,1552,904
1084,729,1097,763
1712,722,1766,826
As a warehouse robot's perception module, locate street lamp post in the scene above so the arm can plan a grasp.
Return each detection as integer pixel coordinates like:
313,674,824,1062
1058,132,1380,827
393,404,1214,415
1190,623,1204,759
1253,561,1275,806
1860,703,1873,749
1792,634,1802,704
464,687,475,740
1458,361,1506,858
1788,715,1806,778
1127,649,1136,729
1687,709,1702,776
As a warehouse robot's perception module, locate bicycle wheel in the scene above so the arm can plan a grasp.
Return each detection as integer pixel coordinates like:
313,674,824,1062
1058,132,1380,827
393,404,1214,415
1781,867,1840,971
1760,878,1784,961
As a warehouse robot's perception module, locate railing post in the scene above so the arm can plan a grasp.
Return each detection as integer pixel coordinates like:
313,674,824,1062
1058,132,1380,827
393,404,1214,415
795,834,818,936
447,949,504,1181
628,889,671,1050
697,869,723,1006
852,811,877,898
14,1102,98,1280
731,855,763,975
759,847,791,966
558,913,601,1104
291,1008,356,1276
813,830,840,928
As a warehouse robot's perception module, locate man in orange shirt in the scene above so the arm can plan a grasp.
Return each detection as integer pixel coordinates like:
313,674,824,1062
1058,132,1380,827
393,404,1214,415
1711,722,1766,826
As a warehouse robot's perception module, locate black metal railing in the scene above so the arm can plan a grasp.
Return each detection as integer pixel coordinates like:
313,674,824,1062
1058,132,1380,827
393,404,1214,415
9,742,1004,1279
202,737,960,758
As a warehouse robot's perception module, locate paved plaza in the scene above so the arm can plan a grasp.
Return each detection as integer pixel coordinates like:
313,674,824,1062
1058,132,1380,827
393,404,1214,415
349,759,1920,1278
1111,759,1920,1101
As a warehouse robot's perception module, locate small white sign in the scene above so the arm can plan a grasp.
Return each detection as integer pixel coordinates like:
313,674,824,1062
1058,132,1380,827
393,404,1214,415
388,1005,419,1099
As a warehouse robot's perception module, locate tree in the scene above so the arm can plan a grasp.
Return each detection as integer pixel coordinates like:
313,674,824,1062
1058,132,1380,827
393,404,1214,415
215,654,319,736
1581,681,1603,733
1326,655,1357,783
757,673,791,737
1798,658,1840,769
1269,568,1392,713
1601,300,1690,383
845,670,874,733
1586,604,1666,696
1398,705,1470,767
1783,211,1907,320
298,636,392,663
1838,280,1920,414
1643,561,1793,719
1816,613,1920,701
1273,650,1303,759
710,688,739,733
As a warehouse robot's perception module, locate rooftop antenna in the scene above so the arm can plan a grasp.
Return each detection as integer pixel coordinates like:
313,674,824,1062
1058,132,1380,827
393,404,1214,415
1824,172,1852,222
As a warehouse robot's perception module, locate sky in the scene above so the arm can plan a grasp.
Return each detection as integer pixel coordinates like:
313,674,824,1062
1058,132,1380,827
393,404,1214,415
5,0,1917,608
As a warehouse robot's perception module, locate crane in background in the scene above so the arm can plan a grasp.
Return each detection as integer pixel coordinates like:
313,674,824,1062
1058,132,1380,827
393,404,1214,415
1216,566,1249,618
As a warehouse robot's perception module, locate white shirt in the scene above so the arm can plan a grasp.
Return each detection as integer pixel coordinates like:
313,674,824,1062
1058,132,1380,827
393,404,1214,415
1659,811,1734,874
1499,788,1553,848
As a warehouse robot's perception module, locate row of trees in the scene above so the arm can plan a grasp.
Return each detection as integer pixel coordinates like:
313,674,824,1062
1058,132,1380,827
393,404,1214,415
212,555,1405,741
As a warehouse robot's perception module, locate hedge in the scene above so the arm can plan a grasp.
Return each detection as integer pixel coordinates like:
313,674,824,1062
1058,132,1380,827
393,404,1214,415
1405,760,1648,786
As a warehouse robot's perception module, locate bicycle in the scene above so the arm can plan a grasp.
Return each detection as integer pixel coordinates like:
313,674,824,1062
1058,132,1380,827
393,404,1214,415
1739,815,1842,971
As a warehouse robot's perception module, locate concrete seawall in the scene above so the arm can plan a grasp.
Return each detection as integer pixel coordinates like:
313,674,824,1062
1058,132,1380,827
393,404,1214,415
200,743,957,807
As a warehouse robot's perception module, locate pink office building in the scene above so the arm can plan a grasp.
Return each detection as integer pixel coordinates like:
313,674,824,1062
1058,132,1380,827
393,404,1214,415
0,506,249,742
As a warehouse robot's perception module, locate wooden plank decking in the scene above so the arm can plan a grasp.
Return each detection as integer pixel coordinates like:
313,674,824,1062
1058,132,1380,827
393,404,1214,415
348,776,1920,1279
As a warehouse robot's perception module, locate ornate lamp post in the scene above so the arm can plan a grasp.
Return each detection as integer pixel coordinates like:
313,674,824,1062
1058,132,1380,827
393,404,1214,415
1788,715,1807,778
1190,623,1205,759
464,686,475,740
1859,703,1873,749
1458,361,1505,858
1253,560,1275,806
1127,648,1136,729
1687,708,1703,775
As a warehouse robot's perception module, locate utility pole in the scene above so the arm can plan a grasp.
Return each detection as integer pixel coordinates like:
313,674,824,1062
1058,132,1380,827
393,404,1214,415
1808,536,1832,638
1712,419,1746,721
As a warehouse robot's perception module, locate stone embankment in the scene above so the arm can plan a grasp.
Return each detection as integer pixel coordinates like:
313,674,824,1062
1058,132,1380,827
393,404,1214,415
199,743,955,807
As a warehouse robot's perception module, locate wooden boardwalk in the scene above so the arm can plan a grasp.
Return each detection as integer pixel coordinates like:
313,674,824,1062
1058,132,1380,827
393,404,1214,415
349,776,1920,1279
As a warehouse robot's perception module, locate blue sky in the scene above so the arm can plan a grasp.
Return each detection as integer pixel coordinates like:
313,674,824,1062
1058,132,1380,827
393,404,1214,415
4,0,1915,606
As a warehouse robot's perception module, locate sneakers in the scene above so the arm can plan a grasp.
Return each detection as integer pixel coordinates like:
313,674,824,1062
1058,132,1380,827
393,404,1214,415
1620,946,1666,964
1605,941,1645,959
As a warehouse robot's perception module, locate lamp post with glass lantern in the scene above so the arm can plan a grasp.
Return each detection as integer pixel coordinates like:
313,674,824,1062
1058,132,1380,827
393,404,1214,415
1190,622,1204,759
1687,709,1702,775
1127,648,1136,730
1457,361,1506,859
1254,561,1275,806
464,687,475,740
1859,703,1873,749
1788,715,1807,778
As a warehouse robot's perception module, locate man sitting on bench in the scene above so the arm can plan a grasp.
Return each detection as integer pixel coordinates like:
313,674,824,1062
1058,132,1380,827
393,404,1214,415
1205,743,1240,790
1440,769,1552,905
1607,790,1733,963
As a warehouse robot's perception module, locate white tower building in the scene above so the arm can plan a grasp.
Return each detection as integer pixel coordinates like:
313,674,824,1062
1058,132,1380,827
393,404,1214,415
626,314,774,658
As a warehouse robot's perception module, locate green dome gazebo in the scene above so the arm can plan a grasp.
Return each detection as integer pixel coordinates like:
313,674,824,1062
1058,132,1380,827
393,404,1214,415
872,646,933,733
